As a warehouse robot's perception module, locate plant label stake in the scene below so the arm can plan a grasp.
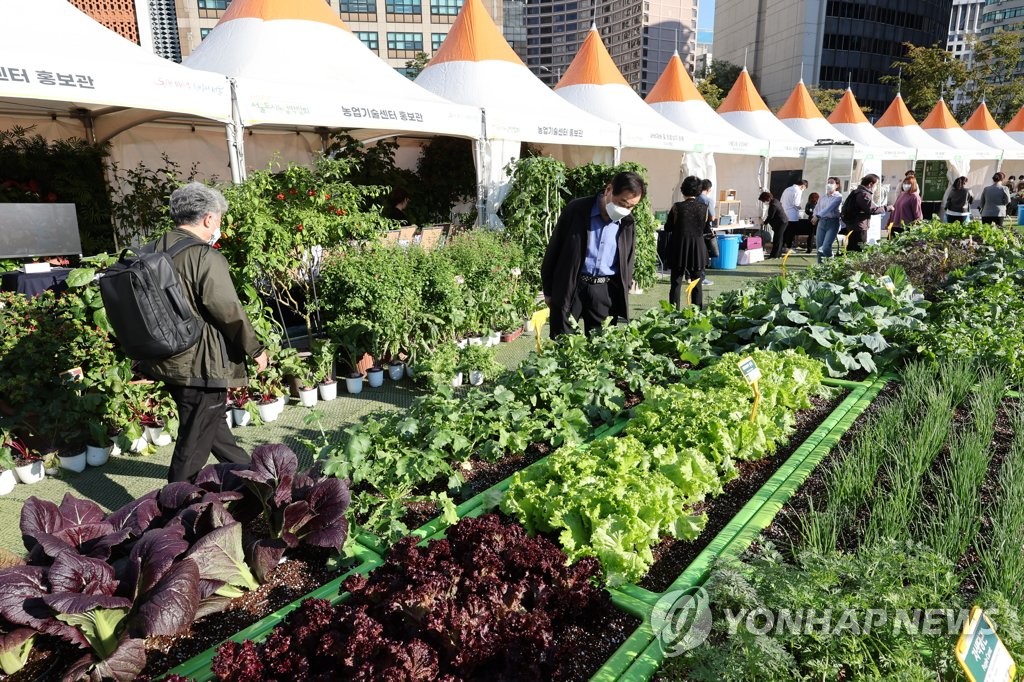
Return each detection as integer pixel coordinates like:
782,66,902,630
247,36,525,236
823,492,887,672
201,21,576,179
781,251,791,278
880,275,895,294
736,356,762,422
956,606,1016,682
531,308,550,354
686,278,701,306
943,246,949,266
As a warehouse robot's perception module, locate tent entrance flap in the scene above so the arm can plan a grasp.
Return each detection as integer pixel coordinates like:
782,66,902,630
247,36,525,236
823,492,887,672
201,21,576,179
474,137,522,228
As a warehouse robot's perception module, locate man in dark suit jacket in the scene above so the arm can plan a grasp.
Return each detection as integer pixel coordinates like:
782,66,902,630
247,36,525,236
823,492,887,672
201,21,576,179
541,171,646,338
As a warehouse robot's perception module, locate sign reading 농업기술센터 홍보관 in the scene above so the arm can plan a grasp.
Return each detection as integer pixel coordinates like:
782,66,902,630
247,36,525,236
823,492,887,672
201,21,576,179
956,607,1017,682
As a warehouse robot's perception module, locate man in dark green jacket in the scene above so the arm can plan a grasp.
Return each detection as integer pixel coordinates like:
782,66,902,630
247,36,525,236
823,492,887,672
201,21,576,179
143,182,268,482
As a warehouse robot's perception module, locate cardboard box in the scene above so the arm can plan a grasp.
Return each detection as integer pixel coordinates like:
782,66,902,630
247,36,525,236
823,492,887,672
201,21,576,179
719,189,737,201
738,248,765,265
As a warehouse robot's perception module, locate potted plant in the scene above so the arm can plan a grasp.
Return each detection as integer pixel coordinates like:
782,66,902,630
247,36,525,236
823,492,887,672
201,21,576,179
84,421,112,468
4,434,44,485
0,440,18,495
414,342,461,392
311,338,338,401
297,354,319,407
459,344,504,387
253,368,285,422
230,388,256,427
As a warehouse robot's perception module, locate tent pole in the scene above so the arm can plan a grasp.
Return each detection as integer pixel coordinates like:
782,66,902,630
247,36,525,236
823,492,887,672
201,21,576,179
475,108,488,227
72,108,96,145
227,78,246,184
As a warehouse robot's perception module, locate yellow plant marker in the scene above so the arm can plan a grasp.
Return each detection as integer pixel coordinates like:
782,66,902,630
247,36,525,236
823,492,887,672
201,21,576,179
781,251,792,277
737,357,762,422
531,308,550,353
956,606,1017,682
685,278,701,306
880,274,895,294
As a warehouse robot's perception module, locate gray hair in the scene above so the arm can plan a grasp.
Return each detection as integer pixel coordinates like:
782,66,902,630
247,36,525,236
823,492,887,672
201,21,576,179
169,182,228,226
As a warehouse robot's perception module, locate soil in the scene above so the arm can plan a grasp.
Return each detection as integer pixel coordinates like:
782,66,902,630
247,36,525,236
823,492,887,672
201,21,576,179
636,390,848,593
552,598,640,682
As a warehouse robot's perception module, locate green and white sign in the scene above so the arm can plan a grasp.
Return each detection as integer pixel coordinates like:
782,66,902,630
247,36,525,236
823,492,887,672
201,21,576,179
957,607,1017,682
737,357,761,385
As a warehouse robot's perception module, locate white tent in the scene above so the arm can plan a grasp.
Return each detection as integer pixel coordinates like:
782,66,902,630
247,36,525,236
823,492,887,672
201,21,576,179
920,99,1000,159
0,0,237,178
716,69,812,159
553,28,690,151
874,94,958,162
963,103,1024,160
183,0,482,153
776,81,852,145
414,0,619,225
1007,106,1024,146
827,89,913,161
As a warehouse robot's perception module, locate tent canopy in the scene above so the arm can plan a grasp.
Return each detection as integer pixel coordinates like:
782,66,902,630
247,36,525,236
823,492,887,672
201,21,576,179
874,94,957,161
553,28,689,150
716,69,810,157
920,99,999,158
414,0,618,147
827,88,913,160
0,0,232,142
776,80,852,145
963,102,1024,159
184,0,480,139
1004,105,1024,146
644,52,767,155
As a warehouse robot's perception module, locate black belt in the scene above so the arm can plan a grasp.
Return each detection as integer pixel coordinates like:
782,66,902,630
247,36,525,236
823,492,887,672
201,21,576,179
579,274,612,284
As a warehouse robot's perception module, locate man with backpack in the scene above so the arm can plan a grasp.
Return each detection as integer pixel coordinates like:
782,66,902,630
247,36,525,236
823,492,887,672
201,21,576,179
142,183,268,482
840,174,892,251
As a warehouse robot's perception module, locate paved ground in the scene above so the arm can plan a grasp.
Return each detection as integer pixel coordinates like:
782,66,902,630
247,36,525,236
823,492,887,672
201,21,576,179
0,253,813,555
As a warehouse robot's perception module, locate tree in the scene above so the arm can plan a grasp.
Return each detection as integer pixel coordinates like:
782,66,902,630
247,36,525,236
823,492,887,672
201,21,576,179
807,85,846,117
959,32,1024,124
403,52,431,80
696,79,724,108
694,59,742,108
880,43,969,120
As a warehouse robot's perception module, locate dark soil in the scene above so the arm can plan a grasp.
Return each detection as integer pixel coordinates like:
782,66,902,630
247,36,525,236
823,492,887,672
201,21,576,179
553,597,640,682
637,390,848,593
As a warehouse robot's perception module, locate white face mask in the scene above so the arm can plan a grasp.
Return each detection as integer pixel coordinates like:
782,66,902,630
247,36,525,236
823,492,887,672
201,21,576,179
604,195,632,221
826,183,837,192
209,226,221,246
902,184,911,191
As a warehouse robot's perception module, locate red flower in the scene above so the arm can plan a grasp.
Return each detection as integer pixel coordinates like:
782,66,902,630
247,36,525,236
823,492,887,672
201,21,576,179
46,192,57,202
308,190,316,196
296,224,304,232
289,188,297,195
324,193,331,200
213,242,222,249
334,209,343,216
338,209,347,216
276,193,286,201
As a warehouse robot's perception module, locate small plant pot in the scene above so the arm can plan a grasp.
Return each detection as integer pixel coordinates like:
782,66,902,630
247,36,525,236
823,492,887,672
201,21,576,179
14,461,45,485
85,445,109,467
0,469,16,495
367,367,385,388
225,411,232,430
299,387,318,407
258,401,279,423
275,396,287,414
451,372,464,388
501,326,526,343
345,374,364,395
319,380,338,402
468,336,484,346
60,451,87,473
457,339,468,349
468,370,485,386
388,363,405,381
486,331,501,347
109,437,122,457
143,425,165,445
130,436,149,453
232,408,251,427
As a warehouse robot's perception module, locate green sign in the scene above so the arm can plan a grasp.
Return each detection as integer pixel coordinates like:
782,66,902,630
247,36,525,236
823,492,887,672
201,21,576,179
913,160,948,202
956,607,1017,682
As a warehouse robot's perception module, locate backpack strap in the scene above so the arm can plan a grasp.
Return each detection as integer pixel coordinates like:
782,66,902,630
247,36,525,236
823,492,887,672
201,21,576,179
144,235,209,259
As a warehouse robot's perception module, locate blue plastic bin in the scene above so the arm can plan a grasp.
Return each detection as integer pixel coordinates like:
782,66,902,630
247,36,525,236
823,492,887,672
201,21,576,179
1017,204,1024,226
710,234,741,270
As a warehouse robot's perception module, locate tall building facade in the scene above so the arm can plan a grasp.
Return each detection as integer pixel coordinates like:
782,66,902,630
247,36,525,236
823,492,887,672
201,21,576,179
714,0,952,115
518,0,698,95
69,0,141,42
978,0,1024,78
947,0,983,63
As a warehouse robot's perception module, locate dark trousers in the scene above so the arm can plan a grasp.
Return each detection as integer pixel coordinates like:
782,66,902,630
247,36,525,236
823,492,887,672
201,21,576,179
669,268,704,309
846,227,868,252
981,216,1004,226
167,385,250,483
784,219,814,251
549,280,615,338
768,223,789,257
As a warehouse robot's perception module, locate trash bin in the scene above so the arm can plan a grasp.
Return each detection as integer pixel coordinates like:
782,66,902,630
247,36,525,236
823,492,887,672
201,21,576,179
710,234,741,270
1018,204,1024,226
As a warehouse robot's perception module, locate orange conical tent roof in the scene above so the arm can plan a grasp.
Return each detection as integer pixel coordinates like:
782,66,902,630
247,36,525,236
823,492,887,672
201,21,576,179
777,80,824,120
875,93,918,128
219,0,349,30
717,68,770,113
1005,105,1024,133
828,88,870,125
645,52,703,104
921,99,961,130
964,102,1000,131
556,27,629,88
430,0,522,65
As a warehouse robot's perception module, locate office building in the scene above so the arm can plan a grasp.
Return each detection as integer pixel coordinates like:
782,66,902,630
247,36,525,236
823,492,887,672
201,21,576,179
714,0,952,115
978,0,1024,78
947,0,983,64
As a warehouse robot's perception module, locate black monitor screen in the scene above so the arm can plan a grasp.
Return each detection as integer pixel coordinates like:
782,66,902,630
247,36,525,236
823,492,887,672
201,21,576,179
0,204,82,259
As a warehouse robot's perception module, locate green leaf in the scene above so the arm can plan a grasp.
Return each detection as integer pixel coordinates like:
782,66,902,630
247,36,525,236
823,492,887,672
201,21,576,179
65,268,96,288
57,607,129,660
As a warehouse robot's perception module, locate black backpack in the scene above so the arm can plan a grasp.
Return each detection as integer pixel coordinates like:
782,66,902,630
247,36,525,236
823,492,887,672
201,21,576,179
840,191,860,225
99,239,205,361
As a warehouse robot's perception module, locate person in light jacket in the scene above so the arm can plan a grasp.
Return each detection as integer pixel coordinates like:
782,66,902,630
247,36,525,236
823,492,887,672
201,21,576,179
979,172,1011,225
813,177,843,263
945,176,974,224
885,176,923,235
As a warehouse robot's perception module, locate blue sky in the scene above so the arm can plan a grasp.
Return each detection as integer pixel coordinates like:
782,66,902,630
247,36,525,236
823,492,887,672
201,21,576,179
697,0,714,38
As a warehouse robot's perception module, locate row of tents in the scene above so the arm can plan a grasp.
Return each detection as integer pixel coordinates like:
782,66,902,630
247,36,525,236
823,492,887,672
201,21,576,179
4,0,1024,223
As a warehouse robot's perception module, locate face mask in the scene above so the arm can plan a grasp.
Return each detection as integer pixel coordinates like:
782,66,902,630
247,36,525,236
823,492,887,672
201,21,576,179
605,196,632,221
209,227,221,246
826,183,836,192
902,184,911,191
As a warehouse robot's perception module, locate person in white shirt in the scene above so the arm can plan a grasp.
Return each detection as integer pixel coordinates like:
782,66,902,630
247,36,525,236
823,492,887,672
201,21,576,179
780,179,808,225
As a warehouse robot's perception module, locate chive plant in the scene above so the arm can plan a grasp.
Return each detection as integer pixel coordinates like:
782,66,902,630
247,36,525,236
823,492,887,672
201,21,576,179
977,408,1024,602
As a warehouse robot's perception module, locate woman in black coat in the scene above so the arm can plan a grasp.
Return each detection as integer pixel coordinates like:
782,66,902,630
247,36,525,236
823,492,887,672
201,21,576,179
760,191,789,258
664,176,709,309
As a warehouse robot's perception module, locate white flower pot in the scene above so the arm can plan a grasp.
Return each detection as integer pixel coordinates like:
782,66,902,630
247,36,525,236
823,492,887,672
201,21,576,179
468,336,484,346
130,436,149,453
457,339,468,349
85,445,109,467
60,451,87,473
232,408,251,427
451,372,464,388
0,469,16,495
258,401,279,423
14,461,45,485
299,387,318,407
469,370,484,386
143,425,165,444
388,363,404,381
319,381,338,401
486,331,501,347
109,437,122,457
275,396,287,414
367,368,385,388
346,374,364,394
